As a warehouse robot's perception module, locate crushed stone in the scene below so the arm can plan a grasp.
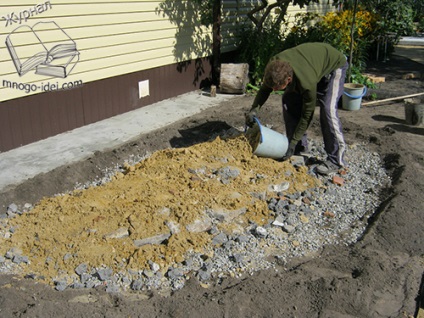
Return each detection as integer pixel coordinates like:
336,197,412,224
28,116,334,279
0,131,390,294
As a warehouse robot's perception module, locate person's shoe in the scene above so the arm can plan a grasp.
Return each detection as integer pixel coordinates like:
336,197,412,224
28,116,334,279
315,160,341,175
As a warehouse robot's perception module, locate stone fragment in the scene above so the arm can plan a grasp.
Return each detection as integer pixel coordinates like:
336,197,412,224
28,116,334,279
167,268,184,280
7,203,18,214
235,235,250,243
323,211,335,218
216,166,240,184
250,191,267,201
143,269,155,278
97,267,113,281
165,220,180,234
255,226,267,237
290,155,305,167
212,232,228,245
275,200,289,214
291,240,300,247
302,197,311,205
299,214,309,224
103,227,129,239
292,199,302,207
75,263,88,276
198,268,211,281
149,260,160,272
268,182,290,193
12,255,29,264
55,280,68,291
0,256,5,263
207,208,246,223
131,279,144,291
332,175,344,186
282,224,296,233
272,215,285,227
186,215,212,233
232,253,244,264
133,232,171,247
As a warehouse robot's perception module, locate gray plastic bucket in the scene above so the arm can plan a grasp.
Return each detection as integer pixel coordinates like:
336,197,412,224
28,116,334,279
342,83,367,111
246,118,288,159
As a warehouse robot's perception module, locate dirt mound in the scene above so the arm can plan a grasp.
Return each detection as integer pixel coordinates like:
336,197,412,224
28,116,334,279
1,135,320,284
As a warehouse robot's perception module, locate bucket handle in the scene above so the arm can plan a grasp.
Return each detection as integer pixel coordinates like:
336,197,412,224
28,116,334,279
343,86,367,99
244,117,264,143
253,117,264,143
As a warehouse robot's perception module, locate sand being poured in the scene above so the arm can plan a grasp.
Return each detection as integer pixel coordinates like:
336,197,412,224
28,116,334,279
1,135,321,284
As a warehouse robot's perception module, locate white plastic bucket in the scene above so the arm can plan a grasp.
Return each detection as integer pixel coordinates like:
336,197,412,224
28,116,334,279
246,118,289,159
342,83,367,111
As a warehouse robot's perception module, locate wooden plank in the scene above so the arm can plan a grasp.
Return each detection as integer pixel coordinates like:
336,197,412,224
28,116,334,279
362,92,424,106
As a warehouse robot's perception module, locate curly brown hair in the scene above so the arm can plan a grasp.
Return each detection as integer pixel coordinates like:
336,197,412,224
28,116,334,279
263,59,293,88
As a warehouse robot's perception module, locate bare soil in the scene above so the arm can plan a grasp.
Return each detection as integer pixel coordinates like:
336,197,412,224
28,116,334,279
0,53,423,318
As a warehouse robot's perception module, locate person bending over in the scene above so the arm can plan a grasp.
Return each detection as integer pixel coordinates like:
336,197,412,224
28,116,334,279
245,42,348,175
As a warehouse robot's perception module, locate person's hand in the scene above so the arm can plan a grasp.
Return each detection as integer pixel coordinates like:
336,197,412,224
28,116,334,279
245,108,258,127
280,143,296,161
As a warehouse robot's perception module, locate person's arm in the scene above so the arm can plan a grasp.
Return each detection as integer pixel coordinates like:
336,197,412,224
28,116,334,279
245,84,272,127
250,84,272,110
290,89,316,146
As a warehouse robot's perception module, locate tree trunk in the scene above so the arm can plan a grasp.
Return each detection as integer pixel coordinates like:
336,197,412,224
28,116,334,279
404,98,424,126
220,63,249,94
212,0,221,85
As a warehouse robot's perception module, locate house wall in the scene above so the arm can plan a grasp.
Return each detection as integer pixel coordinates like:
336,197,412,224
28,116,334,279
0,0,334,152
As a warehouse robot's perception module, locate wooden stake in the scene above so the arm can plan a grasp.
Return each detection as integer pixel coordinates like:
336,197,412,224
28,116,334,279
210,85,217,97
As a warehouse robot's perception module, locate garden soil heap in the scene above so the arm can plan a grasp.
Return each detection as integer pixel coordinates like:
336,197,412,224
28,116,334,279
0,135,320,285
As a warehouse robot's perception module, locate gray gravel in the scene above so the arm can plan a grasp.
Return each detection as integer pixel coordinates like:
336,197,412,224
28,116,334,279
0,136,391,295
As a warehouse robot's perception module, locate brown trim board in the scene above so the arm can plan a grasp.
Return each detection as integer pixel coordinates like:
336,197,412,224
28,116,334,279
0,58,212,152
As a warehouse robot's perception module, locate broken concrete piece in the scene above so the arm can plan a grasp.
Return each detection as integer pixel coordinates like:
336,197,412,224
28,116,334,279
272,215,285,227
268,182,290,193
206,208,246,223
290,155,305,167
186,215,212,233
103,227,129,239
134,232,171,247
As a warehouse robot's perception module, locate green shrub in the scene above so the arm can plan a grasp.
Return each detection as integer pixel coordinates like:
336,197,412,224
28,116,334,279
237,18,285,86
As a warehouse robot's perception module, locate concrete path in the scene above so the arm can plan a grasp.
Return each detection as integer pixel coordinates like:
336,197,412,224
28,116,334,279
0,91,237,192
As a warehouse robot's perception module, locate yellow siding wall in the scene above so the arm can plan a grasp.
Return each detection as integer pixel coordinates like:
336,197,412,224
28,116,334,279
0,0,333,102
0,0,213,102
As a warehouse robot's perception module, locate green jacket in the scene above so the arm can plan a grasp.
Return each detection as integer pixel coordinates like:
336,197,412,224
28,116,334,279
252,42,346,146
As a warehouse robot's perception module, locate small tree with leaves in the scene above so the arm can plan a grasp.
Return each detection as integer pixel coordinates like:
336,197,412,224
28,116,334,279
246,0,320,32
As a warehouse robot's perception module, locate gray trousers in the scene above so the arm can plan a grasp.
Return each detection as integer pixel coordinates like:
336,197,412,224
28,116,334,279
282,62,348,166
